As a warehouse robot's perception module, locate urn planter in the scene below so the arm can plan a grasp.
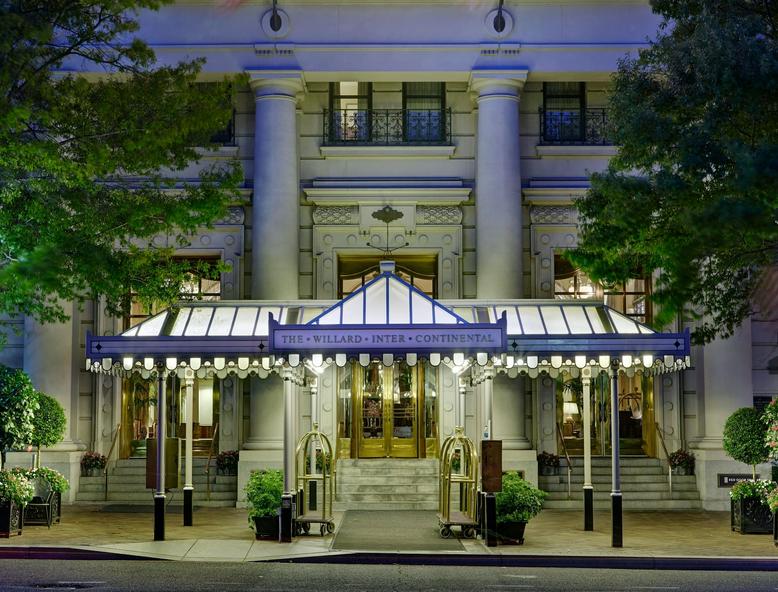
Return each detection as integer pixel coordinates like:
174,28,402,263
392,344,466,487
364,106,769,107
496,521,527,545
253,515,280,541
0,502,23,538
731,497,773,534
538,465,559,477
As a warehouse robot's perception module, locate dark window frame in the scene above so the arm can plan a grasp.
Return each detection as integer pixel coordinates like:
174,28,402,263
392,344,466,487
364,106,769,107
542,82,586,143
402,82,446,143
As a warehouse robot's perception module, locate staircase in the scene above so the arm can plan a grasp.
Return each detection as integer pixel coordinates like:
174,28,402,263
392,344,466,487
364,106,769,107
75,458,237,507
539,456,702,510
335,458,439,511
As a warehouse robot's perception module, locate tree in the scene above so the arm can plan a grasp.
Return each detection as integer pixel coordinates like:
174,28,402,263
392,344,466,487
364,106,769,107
570,0,778,344
0,1,243,340
30,392,67,469
0,365,38,469
722,407,770,480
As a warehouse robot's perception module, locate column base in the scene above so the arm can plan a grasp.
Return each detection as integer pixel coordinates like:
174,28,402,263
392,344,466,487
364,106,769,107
583,486,593,531
154,494,165,541
611,492,622,547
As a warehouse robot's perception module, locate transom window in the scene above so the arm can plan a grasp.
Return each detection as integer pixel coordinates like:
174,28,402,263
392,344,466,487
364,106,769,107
554,254,652,324
125,257,222,329
338,256,437,299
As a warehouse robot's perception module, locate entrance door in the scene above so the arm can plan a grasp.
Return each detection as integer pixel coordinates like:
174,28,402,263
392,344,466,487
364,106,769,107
357,361,419,458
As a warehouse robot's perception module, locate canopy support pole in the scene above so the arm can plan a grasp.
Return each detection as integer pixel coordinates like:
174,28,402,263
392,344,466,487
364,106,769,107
610,360,622,547
154,366,167,541
184,373,194,526
582,368,593,531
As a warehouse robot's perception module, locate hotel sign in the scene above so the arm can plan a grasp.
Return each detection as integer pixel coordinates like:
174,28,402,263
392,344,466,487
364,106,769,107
269,319,507,355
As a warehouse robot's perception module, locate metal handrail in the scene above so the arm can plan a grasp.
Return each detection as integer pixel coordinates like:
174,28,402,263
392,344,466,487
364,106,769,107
538,107,612,146
103,423,121,502
654,422,673,493
322,108,452,145
555,422,573,500
204,423,219,501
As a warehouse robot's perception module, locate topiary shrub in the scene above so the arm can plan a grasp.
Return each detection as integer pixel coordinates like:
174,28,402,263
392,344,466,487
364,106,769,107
723,407,770,480
0,366,39,470
30,392,66,468
244,469,283,522
495,472,547,524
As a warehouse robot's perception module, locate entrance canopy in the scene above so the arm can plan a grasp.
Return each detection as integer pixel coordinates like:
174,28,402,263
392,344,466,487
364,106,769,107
86,262,689,378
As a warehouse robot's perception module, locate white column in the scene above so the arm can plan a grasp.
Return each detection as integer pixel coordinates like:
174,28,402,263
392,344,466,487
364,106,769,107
248,72,304,300
282,368,295,493
184,376,194,491
471,71,527,299
483,368,495,439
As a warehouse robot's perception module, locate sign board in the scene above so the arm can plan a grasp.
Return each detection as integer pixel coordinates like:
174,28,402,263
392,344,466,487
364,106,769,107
717,473,759,488
269,319,507,355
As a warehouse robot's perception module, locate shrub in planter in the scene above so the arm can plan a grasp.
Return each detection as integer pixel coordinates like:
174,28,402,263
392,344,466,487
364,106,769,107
245,469,283,540
0,366,38,470
764,399,778,461
723,407,770,480
216,450,239,475
668,449,695,475
0,470,34,538
80,451,106,476
537,451,560,476
495,472,547,544
730,479,776,535
29,392,66,469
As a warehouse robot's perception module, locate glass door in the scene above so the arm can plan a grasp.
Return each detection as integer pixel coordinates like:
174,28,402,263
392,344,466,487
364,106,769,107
357,361,419,458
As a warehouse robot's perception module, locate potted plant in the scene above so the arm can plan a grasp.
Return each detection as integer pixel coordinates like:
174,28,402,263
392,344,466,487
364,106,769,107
0,470,34,537
80,451,107,477
764,399,778,461
668,449,695,475
216,450,239,476
730,479,775,534
495,471,547,544
723,407,772,534
29,392,66,469
537,451,560,476
30,467,68,524
767,485,778,546
245,469,283,540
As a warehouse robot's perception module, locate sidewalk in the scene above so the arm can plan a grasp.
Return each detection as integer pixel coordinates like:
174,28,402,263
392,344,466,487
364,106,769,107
0,505,776,568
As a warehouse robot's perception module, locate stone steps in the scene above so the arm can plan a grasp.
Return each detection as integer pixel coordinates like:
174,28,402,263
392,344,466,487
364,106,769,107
335,458,439,511
543,499,704,511
76,490,237,502
540,480,698,493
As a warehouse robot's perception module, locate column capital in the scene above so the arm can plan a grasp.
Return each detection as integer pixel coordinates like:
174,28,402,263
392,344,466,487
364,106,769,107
468,69,528,97
246,70,305,98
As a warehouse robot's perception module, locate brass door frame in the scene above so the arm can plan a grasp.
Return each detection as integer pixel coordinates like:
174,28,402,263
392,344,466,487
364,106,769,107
353,362,424,458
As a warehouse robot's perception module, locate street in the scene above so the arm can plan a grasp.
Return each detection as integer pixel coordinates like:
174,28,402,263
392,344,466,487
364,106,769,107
0,561,776,591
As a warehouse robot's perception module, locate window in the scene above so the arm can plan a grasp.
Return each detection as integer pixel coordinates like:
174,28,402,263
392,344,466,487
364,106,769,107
338,256,438,299
553,254,652,324
403,82,446,142
329,82,372,142
542,82,585,143
125,257,222,329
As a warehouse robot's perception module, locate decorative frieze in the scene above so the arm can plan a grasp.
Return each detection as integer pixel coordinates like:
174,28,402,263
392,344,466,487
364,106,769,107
416,206,462,225
215,206,245,225
312,206,359,225
529,206,579,226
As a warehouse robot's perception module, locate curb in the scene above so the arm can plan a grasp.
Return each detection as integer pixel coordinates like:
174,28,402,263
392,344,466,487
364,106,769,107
271,552,778,571
0,547,162,561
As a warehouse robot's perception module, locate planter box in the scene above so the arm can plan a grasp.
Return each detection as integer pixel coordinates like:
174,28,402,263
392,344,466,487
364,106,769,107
538,465,559,476
53,492,61,524
496,521,526,545
0,502,23,538
672,466,693,476
731,497,773,534
253,515,280,541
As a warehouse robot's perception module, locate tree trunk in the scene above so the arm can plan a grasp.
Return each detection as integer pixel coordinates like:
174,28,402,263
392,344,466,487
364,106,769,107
36,446,41,469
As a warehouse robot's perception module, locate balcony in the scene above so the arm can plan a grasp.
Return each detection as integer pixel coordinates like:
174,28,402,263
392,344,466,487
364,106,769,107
323,109,452,146
539,108,612,146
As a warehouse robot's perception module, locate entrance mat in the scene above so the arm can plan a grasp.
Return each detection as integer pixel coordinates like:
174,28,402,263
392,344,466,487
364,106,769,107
98,505,199,514
332,510,464,552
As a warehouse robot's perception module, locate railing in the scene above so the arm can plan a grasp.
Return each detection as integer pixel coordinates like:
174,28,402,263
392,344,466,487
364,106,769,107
539,107,612,145
555,422,573,500
322,108,452,145
205,423,219,502
103,423,121,502
654,422,673,493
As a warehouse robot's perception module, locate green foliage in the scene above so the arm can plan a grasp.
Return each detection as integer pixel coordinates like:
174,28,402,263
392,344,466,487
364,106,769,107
768,485,778,512
10,467,69,494
571,0,778,344
0,470,34,506
0,366,38,467
495,472,547,524
723,407,770,477
244,469,283,521
30,392,66,449
0,1,243,338
729,479,775,503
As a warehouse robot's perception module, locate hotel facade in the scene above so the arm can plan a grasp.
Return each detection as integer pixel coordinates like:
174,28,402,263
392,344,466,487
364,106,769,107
4,0,775,515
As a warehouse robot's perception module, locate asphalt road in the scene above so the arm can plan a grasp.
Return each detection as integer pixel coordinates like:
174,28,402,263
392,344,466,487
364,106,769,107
0,561,777,592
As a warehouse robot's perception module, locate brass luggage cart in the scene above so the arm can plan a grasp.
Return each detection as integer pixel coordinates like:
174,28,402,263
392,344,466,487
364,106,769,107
294,423,335,536
438,426,479,538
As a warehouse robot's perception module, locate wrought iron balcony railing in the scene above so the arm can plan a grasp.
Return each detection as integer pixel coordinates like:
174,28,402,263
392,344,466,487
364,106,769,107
539,108,612,146
323,108,452,145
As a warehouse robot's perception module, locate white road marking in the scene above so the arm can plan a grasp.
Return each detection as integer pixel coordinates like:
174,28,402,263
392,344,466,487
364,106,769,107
503,575,538,579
